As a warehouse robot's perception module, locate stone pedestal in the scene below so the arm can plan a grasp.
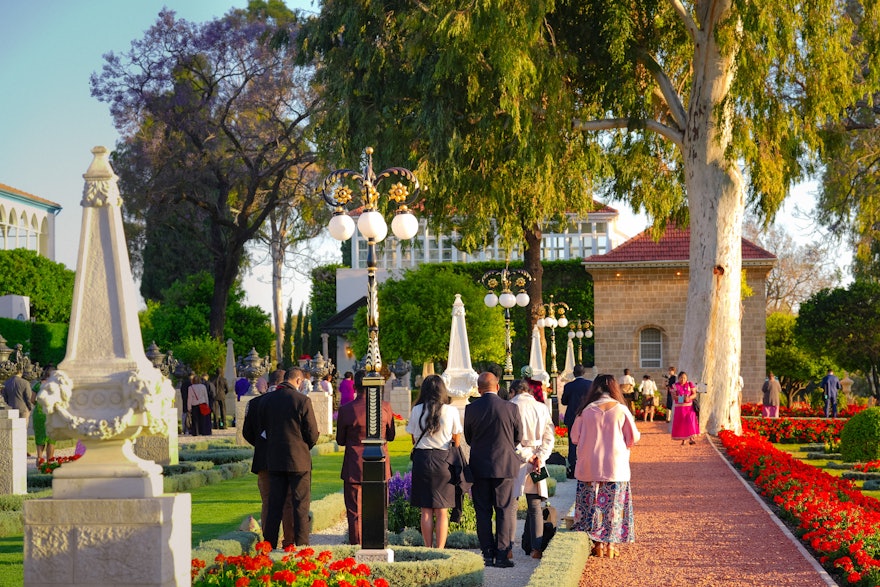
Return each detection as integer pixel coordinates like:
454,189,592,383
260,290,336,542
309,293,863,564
310,392,333,435
24,494,191,587
389,386,411,421
235,395,256,446
0,409,26,495
133,406,179,466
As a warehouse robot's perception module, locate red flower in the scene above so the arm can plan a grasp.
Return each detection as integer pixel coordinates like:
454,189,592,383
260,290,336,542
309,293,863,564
236,578,251,587
311,581,328,587
374,579,389,587
255,541,272,555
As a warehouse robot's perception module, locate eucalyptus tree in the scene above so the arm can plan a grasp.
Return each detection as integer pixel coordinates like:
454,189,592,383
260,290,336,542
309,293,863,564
304,0,879,433
91,4,322,338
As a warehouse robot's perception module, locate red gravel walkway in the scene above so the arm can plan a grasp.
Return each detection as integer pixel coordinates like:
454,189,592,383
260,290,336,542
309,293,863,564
579,422,836,587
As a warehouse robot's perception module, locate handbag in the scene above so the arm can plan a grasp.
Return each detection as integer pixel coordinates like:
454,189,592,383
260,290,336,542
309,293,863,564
529,466,549,484
199,403,211,416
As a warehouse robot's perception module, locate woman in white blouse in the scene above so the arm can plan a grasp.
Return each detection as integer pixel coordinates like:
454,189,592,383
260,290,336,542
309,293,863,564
509,379,555,559
406,375,463,548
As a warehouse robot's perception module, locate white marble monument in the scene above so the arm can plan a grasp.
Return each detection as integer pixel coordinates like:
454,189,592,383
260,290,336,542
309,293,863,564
23,147,190,587
0,408,26,495
440,294,479,420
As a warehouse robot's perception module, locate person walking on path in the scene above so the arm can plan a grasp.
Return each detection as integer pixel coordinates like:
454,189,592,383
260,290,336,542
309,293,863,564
570,374,640,558
762,372,782,418
639,374,658,422
561,365,592,479
187,374,212,436
465,371,523,568
261,367,320,549
241,377,295,549
509,378,555,559
665,366,677,423
338,372,355,406
670,371,699,445
405,374,462,549
820,369,841,418
3,365,34,423
619,368,636,413
336,369,396,546
212,368,228,429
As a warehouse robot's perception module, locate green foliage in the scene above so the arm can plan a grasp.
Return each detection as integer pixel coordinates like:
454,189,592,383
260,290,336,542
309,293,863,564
525,530,592,587
350,265,506,365
172,336,225,376
309,263,343,362
0,318,32,354
282,300,294,369
315,546,484,587
294,302,306,359
0,249,74,323
139,272,272,356
840,408,880,463
0,317,66,368
795,281,880,398
766,312,836,404
177,448,254,466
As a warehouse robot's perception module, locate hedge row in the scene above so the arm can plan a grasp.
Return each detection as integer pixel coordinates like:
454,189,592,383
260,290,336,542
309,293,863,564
526,530,591,587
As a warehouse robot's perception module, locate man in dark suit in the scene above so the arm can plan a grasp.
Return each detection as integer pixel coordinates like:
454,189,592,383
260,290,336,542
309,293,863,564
464,371,522,568
260,367,320,549
335,370,397,545
560,365,592,479
241,369,294,548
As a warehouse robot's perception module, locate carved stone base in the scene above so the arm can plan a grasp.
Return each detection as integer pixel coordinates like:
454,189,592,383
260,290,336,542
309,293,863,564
235,395,256,446
0,410,26,495
52,439,163,499
23,494,191,586
310,392,333,435
133,407,179,466
355,548,394,563
389,387,411,423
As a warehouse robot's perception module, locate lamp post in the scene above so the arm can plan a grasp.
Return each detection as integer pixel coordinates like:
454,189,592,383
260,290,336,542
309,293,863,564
480,267,532,387
536,295,570,396
567,317,594,365
321,146,420,552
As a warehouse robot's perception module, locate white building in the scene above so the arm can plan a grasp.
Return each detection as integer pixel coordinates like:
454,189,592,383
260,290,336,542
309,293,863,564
327,203,630,370
0,182,62,260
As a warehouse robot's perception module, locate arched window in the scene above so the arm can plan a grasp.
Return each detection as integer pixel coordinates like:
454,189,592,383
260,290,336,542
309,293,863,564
640,328,662,369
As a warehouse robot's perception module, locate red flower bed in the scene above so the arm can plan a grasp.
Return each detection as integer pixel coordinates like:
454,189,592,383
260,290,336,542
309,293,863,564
741,402,867,418
192,542,390,586
720,430,880,585
742,417,846,444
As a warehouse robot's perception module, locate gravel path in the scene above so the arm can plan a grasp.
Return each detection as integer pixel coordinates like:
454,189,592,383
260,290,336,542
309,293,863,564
578,421,835,587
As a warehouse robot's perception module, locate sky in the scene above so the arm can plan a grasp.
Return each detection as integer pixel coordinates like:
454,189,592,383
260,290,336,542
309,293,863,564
0,1,842,322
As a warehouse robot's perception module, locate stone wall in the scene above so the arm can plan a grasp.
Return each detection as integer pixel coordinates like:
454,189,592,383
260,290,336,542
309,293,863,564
589,265,769,403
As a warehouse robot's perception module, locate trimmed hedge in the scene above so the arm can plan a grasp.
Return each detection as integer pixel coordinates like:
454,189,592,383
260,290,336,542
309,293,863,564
310,492,346,532
192,530,259,569
389,528,481,550
163,460,251,493
177,448,254,465
317,546,484,587
526,529,591,587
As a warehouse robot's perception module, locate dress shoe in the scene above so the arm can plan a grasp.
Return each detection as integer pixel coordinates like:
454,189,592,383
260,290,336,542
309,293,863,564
530,549,542,559
494,558,515,568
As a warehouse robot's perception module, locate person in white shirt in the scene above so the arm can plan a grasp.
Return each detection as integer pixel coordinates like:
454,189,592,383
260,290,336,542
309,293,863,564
619,369,636,413
639,374,658,422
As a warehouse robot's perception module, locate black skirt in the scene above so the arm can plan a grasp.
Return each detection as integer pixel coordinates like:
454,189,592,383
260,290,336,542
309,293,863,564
410,448,459,509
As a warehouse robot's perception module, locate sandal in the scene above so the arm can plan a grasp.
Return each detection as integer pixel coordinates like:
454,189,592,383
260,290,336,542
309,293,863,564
591,543,606,557
608,545,620,559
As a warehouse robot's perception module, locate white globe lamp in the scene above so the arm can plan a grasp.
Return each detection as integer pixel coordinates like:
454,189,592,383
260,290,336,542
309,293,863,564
484,292,499,308
391,211,419,240
515,292,530,307
499,292,516,308
357,210,388,242
328,213,355,241
558,317,568,328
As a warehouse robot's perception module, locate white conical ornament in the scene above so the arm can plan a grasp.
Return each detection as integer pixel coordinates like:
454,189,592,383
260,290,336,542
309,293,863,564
527,325,550,386
559,338,575,385
38,146,174,499
440,294,479,398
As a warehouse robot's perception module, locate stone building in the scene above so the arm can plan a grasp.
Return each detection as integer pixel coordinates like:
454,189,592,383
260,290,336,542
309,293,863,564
582,225,775,402
0,182,61,260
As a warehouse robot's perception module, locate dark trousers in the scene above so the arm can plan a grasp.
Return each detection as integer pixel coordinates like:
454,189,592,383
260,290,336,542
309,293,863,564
257,470,295,548
567,437,577,477
471,476,516,559
213,398,226,429
190,407,212,436
524,493,543,551
343,481,362,545
825,395,838,418
265,470,311,548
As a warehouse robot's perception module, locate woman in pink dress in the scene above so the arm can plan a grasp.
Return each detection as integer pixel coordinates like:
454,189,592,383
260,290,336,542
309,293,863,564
670,371,699,445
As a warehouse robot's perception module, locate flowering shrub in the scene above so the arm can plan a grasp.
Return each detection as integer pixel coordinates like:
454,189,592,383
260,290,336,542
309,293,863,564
852,461,880,473
193,542,390,587
720,430,880,585
741,402,867,419
554,425,567,442
38,453,83,474
742,417,846,444
387,470,477,534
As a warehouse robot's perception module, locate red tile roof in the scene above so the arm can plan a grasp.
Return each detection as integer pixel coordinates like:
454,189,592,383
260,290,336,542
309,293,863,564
0,183,62,210
582,225,775,265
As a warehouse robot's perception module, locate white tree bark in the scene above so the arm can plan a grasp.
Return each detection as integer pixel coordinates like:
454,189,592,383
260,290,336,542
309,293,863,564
270,218,286,367
679,0,744,435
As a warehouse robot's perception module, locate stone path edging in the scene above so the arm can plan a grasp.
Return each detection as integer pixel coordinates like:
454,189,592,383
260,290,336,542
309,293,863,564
707,436,838,586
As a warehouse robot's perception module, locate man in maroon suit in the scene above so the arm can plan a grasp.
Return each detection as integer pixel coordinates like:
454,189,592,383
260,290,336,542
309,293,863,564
335,369,397,545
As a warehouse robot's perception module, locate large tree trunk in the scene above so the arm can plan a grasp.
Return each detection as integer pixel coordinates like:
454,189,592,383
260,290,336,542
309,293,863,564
524,225,544,331
209,238,244,341
679,7,744,435
270,217,286,366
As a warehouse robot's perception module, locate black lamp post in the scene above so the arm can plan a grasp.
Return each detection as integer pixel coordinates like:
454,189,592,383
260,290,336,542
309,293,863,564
567,317,594,365
480,267,532,387
537,295,570,397
320,147,420,550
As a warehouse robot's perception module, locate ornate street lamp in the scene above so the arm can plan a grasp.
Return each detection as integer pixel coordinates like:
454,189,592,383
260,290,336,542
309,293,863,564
480,267,532,386
536,295,570,396
321,146,420,552
238,347,267,396
567,317,594,365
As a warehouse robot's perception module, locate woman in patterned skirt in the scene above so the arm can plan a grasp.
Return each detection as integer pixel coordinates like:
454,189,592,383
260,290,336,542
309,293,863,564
570,374,641,558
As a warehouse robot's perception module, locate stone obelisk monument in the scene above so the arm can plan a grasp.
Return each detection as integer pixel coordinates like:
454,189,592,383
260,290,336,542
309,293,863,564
23,147,190,586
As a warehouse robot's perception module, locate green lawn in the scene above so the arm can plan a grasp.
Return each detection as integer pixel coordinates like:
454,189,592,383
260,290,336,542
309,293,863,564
772,442,880,500
0,432,416,585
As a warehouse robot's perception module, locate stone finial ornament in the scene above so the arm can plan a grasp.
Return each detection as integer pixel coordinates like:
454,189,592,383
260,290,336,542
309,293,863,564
39,146,174,499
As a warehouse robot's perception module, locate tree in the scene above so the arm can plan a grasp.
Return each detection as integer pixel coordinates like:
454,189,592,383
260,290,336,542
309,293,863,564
765,312,836,405
304,1,879,433
282,299,294,369
0,249,75,323
795,281,880,400
349,265,506,367
139,272,273,357
309,263,345,364
743,219,840,314
91,4,323,338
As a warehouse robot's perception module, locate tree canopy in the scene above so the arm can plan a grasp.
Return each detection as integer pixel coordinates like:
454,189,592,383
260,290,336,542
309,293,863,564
349,265,506,366
766,312,836,405
795,281,880,399
0,249,75,323
303,0,880,433
91,4,323,338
